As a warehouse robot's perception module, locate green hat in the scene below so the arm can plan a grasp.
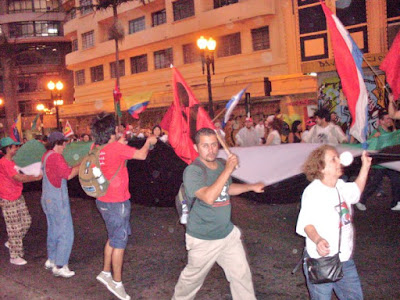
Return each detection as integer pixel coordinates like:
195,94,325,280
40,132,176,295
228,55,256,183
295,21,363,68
0,137,21,149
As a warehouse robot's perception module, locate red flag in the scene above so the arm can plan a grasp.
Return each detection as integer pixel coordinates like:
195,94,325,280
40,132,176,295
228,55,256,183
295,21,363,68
380,31,400,100
161,67,215,164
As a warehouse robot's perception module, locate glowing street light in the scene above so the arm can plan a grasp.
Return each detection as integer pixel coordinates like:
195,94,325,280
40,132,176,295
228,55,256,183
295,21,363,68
47,80,64,130
197,36,217,118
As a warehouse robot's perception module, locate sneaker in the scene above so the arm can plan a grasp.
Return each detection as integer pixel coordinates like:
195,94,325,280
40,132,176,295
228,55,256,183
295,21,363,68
355,202,366,211
107,281,131,300
4,241,9,249
391,202,400,211
52,265,75,278
10,257,27,266
45,259,55,270
96,271,113,288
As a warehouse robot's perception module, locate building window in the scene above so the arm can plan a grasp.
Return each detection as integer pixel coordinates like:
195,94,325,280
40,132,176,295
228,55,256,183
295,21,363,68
173,0,195,21
110,60,125,78
217,33,241,57
17,76,38,93
130,54,148,74
387,0,400,19
82,30,94,50
214,0,238,9
80,0,93,16
0,77,3,93
336,0,366,26
75,69,85,86
251,26,270,51
66,8,77,21
154,48,173,69
152,9,166,27
90,65,104,82
182,43,200,64
72,39,78,51
299,5,326,35
9,21,62,38
129,16,145,34
8,0,60,13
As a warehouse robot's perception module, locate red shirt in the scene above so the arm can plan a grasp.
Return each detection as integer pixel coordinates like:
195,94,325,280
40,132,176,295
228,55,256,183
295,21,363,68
0,157,23,201
42,150,72,188
97,142,136,203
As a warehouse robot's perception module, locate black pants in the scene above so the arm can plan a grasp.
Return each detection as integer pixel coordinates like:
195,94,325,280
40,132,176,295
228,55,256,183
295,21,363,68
360,168,400,207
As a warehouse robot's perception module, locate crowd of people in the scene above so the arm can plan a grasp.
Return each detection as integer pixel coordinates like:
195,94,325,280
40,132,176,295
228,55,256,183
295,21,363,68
0,94,399,300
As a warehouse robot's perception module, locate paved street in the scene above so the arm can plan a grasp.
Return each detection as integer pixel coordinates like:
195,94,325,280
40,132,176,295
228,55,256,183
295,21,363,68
0,183,399,299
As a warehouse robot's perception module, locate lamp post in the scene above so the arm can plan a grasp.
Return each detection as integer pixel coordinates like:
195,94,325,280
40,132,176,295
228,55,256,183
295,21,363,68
197,36,216,118
47,80,64,130
36,103,46,135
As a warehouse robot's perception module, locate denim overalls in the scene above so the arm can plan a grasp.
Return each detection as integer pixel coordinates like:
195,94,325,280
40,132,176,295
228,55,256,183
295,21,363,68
41,151,74,267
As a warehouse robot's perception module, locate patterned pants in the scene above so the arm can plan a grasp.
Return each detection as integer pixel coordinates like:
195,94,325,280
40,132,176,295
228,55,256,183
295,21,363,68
0,195,31,259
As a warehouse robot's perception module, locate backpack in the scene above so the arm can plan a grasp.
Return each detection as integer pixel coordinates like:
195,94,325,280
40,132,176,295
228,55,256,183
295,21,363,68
176,158,224,225
79,145,123,198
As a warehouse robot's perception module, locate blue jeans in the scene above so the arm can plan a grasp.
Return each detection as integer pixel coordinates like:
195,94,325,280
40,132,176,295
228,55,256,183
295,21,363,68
303,258,363,300
41,196,74,267
96,200,131,249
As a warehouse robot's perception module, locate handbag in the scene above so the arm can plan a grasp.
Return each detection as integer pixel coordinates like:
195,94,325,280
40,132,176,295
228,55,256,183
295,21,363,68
305,188,344,284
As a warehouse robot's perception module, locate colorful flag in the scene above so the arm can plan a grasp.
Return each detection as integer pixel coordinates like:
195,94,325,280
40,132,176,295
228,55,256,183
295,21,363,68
223,87,248,128
113,83,122,118
320,1,369,143
380,31,400,100
124,91,153,119
9,113,22,142
63,120,74,137
31,113,40,131
160,67,215,164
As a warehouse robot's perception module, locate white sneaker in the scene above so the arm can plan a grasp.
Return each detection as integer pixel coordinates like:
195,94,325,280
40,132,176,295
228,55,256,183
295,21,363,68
10,257,27,266
45,259,55,270
4,241,9,249
391,202,400,211
355,202,366,211
107,281,131,300
96,271,113,288
52,265,75,278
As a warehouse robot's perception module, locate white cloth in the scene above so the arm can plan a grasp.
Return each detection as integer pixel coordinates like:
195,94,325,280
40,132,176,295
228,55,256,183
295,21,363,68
235,127,259,147
266,130,281,145
296,179,360,261
159,134,168,143
16,162,42,176
303,124,347,144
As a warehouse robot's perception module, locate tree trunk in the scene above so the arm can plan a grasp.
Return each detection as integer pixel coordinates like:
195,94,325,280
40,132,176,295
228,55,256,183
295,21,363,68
1,56,18,134
113,4,121,125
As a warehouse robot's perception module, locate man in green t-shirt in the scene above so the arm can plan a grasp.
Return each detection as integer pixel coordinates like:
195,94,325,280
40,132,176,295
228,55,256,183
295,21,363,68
172,128,264,300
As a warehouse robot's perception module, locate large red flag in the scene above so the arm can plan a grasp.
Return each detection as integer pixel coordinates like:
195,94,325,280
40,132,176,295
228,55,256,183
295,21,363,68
161,67,215,164
380,31,400,100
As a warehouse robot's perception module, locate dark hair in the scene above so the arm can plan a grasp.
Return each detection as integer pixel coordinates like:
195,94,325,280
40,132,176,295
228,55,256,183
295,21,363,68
152,125,164,137
291,120,302,133
271,118,283,133
194,127,216,145
46,139,66,150
378,110,389,120
314,109,331,122
91,112,116,145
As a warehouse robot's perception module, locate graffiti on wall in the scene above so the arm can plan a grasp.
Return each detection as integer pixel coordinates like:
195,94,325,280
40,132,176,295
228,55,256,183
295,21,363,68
318,74,386,137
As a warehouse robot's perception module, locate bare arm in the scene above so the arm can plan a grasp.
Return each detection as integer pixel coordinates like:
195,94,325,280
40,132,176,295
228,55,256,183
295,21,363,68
354,151,372,193
304,225,330,257
195,154,237,205
265,133,274,145
13,173,42,183
67,165,80,180
228,182,264,196
132,136,157,160
288,132,294,143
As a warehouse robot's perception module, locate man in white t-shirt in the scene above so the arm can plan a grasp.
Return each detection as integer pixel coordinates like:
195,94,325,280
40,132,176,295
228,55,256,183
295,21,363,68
303,109,347,144
235,117,260,147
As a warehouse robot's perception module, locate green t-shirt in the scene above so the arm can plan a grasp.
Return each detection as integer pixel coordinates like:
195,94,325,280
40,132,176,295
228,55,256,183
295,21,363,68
183,158,234,240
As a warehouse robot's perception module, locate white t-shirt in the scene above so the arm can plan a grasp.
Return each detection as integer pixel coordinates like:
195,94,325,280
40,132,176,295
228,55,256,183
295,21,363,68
235,127,260,147
303,124,347,144
266,130,281,145
296,179,361,262
255,124,265,138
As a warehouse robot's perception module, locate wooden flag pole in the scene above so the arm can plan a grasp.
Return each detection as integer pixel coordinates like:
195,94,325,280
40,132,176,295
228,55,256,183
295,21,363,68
212,108,226,123
214,129,239,169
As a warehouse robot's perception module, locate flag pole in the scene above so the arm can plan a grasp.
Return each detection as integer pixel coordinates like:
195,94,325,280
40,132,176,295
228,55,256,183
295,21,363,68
212,108,226,122
362,56,391,94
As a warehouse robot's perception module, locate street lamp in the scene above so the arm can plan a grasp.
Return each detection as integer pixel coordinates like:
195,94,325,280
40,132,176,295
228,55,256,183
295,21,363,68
36,103,47,135
197,36,216,118
47,80,64,130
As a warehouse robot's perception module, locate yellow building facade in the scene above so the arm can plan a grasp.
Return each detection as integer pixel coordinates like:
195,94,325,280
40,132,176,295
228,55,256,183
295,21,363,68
61,0,399,133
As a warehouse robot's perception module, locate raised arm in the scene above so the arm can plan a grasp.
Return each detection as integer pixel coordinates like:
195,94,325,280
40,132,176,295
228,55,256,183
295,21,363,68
132,136,157,160
354,151,372,193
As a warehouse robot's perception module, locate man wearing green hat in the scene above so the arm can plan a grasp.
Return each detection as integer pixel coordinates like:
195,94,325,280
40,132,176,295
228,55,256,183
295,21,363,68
0,137,43,265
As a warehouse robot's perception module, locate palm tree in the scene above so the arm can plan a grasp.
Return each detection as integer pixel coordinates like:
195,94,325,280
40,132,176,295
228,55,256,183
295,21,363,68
78,0,146,124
